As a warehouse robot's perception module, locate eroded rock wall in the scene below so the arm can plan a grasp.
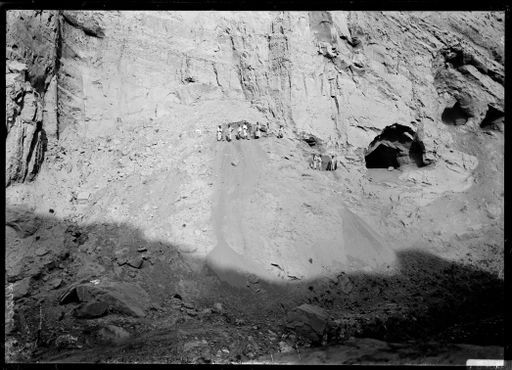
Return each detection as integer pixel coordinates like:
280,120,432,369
5,10,59,186
6,11,504,188
5,11,504,252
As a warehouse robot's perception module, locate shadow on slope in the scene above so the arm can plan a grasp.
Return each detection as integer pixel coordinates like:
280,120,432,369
5,205,504,362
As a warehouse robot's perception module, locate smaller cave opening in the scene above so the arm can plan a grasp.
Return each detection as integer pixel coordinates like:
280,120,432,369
349,37,362,48
442,47,465,69
441,102,471,126
59,287,79,304
304,137,318,147
302,134,321,148
480,105,504,131
28,73,48,95
491,48,504,65
409,139,426,167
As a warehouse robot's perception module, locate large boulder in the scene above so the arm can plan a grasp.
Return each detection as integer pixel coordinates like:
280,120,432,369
6,208,41,238
285,304,331,344
59,280,150,318
74,300,109,318
12,277,31,300
97,325,131,345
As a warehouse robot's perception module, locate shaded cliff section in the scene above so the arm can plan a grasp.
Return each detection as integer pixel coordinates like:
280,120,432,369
5,60,48,186
5,10,106,187
6,10,58,186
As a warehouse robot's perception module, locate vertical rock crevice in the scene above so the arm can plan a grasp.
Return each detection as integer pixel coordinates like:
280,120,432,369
267,13,293,125
5,10,60,187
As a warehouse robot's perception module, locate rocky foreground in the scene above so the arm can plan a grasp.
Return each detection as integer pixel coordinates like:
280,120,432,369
5,10,504,364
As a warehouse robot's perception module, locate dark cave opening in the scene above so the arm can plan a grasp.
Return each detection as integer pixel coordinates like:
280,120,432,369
442,48,465,69
28,73,48,95
302,134,321,148
441,102,471,126
365,123,425,169
480,105,504,131
409,139,426,167
365,144,400,169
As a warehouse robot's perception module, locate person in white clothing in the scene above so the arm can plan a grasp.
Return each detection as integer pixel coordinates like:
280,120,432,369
226,124,233,142
277,125,284,138
255,122,261,139
217,125,223,141
242,123,249,140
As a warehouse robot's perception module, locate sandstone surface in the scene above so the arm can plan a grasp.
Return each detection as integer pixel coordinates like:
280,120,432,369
5,10,504,364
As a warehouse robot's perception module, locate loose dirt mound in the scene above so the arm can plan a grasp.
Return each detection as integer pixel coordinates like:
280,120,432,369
207,137,397,287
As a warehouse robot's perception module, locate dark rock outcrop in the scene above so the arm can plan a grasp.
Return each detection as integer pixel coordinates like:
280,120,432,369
74,300,109,318
6,10,60,94
6,208,41,238
6,10,59,186
62,11,105,39
60,280,150,318
286,304,332,344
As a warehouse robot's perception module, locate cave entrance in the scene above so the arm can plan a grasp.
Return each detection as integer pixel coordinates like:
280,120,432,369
365,144,400,168
364,123,425,169
303,136,319,147
441,101,471,125
441,47,465,69
480,105,504,131
301,133,322,148
409,139,425,167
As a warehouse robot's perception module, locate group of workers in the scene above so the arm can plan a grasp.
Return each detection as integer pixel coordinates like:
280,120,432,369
312,153,338,171
217,122,284,142
216,121,338,172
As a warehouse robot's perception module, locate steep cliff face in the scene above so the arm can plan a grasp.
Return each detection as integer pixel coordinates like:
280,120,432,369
6,10,504,279
5,10,59,186
6,11,504,176
5,11,504,362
